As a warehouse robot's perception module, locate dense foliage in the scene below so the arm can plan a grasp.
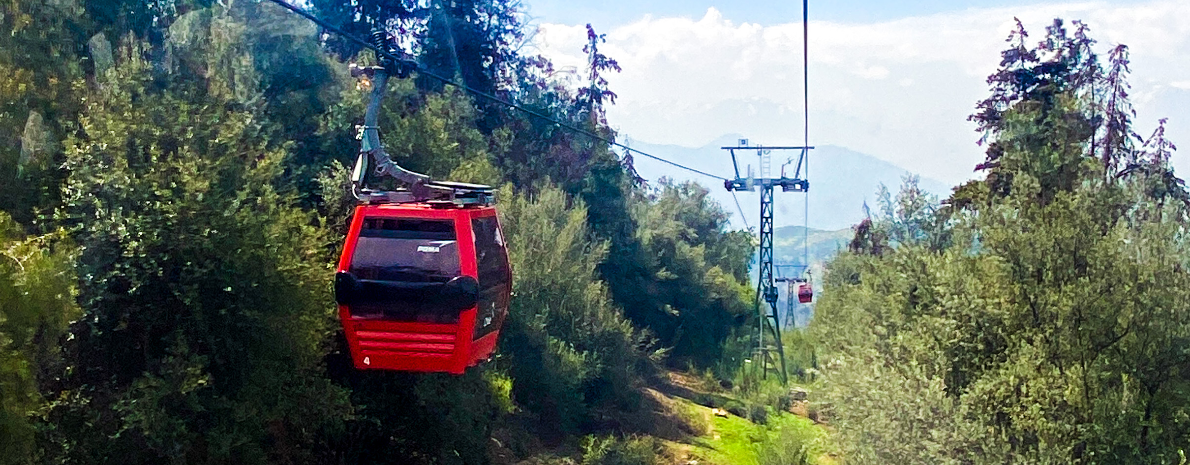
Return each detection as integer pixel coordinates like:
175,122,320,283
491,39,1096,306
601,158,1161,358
813,19,1189,464
0,214,78,463
498,184,647,434
0,0,755,463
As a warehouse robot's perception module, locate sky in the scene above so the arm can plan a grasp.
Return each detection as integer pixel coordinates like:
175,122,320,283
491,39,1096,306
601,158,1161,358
524,0,1190,187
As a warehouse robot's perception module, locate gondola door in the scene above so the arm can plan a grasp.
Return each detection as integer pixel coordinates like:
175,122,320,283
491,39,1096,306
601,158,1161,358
468,211,511,364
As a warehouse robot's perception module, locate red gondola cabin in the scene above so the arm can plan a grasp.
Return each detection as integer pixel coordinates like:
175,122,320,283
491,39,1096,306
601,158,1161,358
797,282,813,304
335,203,511,374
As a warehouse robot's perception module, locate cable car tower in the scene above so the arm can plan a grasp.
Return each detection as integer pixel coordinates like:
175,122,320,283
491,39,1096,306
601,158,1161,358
724,141,812,383
724,0,814,385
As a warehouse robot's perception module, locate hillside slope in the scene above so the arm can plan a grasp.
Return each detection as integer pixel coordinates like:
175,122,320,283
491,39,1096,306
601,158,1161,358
772,225,852,268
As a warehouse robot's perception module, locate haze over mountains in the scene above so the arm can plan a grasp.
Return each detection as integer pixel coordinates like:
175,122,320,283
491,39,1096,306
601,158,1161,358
628,134,952,231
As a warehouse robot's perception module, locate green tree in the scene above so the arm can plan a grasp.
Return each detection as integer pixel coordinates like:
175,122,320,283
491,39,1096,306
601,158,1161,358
166,0,349,203
0,214,78,464
0,0,85,228
814,19,1190,464
46,43,348,464
873,174,945,248
497,183,648,434
632,180,753,367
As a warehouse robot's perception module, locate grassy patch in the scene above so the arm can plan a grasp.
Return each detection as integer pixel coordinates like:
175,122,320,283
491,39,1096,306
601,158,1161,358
668,396,833,465
761,412,837,465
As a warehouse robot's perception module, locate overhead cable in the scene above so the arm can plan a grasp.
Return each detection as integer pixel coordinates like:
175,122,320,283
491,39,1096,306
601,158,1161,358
263,0,726,182
802,0,811,270
731,191,751,230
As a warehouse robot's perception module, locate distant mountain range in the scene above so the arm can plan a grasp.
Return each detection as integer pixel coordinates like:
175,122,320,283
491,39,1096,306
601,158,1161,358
628,134,952,231
772,225,852,268
744,224,850,291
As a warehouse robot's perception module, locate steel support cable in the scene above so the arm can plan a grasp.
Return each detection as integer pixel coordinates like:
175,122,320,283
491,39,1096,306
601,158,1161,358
802,0,811,273
731,191,750,230
803,0,809,153
263,0,726,182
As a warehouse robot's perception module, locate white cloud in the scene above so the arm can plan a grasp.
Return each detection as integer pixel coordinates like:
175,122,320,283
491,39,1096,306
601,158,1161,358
855,65,889,80
532,0,1190,185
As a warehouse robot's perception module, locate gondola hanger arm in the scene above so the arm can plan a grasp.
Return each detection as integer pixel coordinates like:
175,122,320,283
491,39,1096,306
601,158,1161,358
349,31,425,190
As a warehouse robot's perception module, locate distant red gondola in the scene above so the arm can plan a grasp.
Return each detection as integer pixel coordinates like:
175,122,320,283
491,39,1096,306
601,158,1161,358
797,282,813,303
335,203,510,374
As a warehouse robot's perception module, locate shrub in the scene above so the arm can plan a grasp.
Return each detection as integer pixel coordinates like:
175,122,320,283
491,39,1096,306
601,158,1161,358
756,425,812,465
724,400,748,419
747,404,769,425
48,44,349,463
497,184,646,432
0,214,79,464
580,435,660,465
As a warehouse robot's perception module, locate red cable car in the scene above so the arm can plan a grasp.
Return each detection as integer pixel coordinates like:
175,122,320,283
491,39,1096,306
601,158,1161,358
797,282,813,303
777,274,813,304
335,203,510,374
332,41,511,374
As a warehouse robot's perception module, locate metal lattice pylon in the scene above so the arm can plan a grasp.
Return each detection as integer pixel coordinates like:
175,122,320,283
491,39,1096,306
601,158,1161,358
755,183,785,382
723,142,811,384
